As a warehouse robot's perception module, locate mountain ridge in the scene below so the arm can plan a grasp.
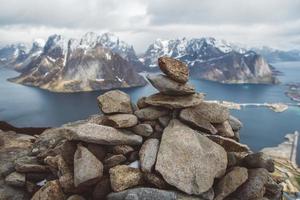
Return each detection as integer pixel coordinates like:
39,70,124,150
0,33,282,92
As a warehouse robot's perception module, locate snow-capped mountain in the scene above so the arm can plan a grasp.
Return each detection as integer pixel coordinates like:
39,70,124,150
0,43,30,67
252,46,300,63
0,40,45,72
141,37,277,84
9,33,146,92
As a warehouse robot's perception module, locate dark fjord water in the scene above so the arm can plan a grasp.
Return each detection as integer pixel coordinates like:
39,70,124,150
1,62,300,164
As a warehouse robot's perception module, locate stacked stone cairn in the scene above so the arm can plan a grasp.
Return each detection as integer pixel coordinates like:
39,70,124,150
2,57,283,200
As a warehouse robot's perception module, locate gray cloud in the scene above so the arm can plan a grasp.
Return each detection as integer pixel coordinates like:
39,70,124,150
147,0,300,25
0,0,299,52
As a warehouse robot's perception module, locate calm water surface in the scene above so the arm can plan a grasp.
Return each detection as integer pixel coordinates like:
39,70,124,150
1,62,300,163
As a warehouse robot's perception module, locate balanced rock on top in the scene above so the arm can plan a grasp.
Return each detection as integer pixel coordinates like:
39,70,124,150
158,56,189,83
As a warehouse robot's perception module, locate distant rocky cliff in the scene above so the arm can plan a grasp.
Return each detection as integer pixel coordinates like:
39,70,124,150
8,33,146,92
0,57,283,200
141,38,278,84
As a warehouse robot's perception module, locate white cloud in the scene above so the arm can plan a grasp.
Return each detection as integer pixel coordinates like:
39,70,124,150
0,0,299,52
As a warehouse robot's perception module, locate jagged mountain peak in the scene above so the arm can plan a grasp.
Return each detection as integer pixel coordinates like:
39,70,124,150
43,34,68,59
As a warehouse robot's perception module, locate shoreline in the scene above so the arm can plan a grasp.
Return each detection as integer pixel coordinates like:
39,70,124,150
261,131,299,168
207,100,300,112
0,121,49,135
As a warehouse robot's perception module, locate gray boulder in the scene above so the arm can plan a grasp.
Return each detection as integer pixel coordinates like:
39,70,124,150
66,123,143,146
228,116,243,131
139,138,160,173
214,120,235,138
242,152,275,173
104,154,127,169
5,172,26,187
182,102,229,123
207,135,250,152
147,74,195,95
145,93,204,109
214,167,248,200
103,114,138,128
97,90,133,114
231,168,270,200
131,124,154,137
134,106,169,121
155,120,227,195
74,144,103,187
179,109,217,134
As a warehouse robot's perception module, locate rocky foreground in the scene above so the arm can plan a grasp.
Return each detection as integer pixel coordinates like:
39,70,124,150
0,57,284,200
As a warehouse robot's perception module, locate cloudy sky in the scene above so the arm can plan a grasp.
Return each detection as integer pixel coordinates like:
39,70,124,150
0,0,300,52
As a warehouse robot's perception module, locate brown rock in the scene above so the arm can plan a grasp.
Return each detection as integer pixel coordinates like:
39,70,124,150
93,177,111,200
5,172,26,187
158,56,189,83
214,120,235,138
131,124,154,137
74,145,103,187
228,115,243,132
155,120,227,195
136,97,148,109
37,140,76,167
145,93,204,109
214,167,248,200
231,168,270,200
144,173,168,189
44,155,74,193
179,109,217,134
109,165,143,192
102,114,138,128
15,156,50,173
127,151,139,162
207,135,250,152
182,102,229,123
87,143,107,162
158,115,171,128
67,195,86,200
147,74,195,95
97,90,133,114
104,154,127,169
66,123,143,146
139,138,160,173
242,152,275,173
31,180,66,200
134,106,169,121
112,145,134,155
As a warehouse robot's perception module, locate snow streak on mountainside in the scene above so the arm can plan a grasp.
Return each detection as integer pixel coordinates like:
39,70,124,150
9,33,146,92
141,38,277,84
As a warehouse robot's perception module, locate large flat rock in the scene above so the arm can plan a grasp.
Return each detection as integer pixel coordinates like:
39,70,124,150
179,109,217,134
66,123,143,146
145,93,204,109
155,120,227,195
147,74,195,95
181,102,229,123
206,135,250,152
